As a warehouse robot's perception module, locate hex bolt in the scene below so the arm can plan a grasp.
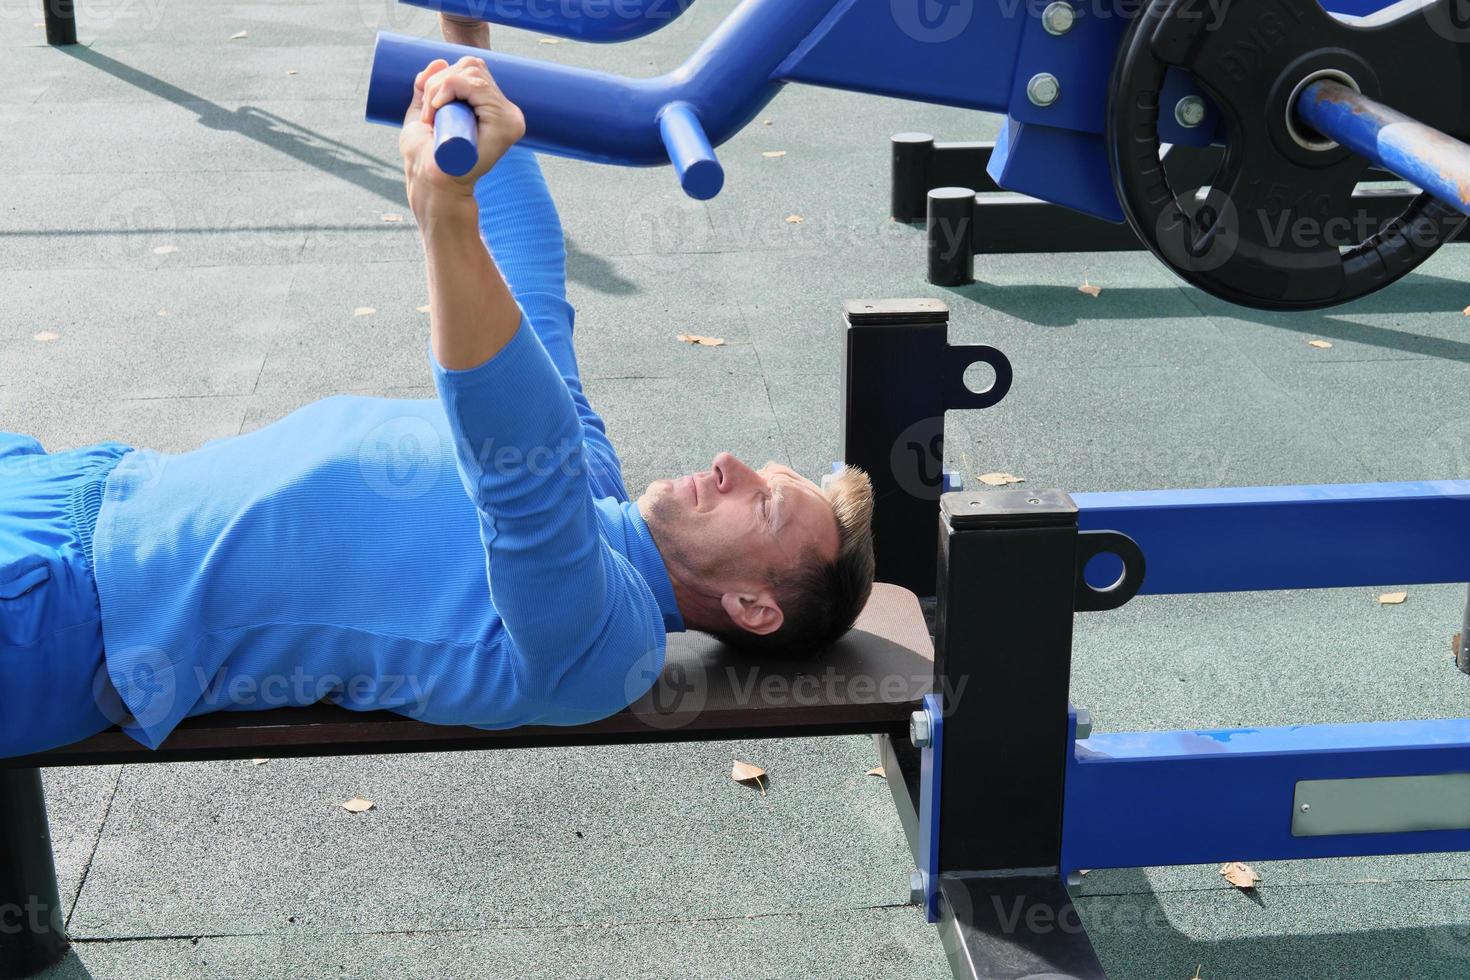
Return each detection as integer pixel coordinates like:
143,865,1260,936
910,709,933,748
1027,73,1061,108
909,869,927,905
1041,1,1076,35
1174,95,1207,129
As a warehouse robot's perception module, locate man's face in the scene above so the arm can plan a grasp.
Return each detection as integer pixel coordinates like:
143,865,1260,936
638,453,839,619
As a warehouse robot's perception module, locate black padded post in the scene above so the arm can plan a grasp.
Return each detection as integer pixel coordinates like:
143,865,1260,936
0,770,69,978
930,489,1105,978
891,133,936,223
43,0,77,46
926,188,974,286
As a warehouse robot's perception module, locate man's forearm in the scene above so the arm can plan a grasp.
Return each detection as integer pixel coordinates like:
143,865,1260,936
419,197,522,371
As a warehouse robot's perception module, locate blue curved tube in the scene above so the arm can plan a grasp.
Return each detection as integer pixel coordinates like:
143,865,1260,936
400,0,697,42
365,33,479,177
1295,80,1470,217
433,100,478,177
658,102,722,199
366,0,841,197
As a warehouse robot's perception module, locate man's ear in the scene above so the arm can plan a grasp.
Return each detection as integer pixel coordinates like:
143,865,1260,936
720,590,784,637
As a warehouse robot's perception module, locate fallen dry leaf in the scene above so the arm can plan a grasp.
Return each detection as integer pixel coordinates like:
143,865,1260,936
762,150,787,159
978,472,1026,487
677,333,725,347
1454,632,1462,660
865,766,886,779
381,213,404,223
1190,967,1203,980
762,118,772,126
785,214,804,224
342,796,374,813
416,304,431,314
1218,861,1260,890
1078,281,1102,297
539,36,562,44
33,331,59,343
250,758,268,766
353,307,376,317
285,69,298,76
152,244,178,255
230,29,248,39
1377,590,1408,605
732,759,767,796
1462,306,1470,316
1308,339,1333,349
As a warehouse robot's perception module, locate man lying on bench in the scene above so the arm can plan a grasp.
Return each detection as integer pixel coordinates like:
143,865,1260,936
0,27,875,759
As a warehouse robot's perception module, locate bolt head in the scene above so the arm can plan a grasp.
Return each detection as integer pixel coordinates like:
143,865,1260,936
1027,73,1061,108
1041,1,1076,35
1174,95,1207,128
1301,803,1311,813
909,709,933,748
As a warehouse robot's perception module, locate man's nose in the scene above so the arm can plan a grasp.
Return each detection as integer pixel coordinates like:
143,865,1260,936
711,452,757,494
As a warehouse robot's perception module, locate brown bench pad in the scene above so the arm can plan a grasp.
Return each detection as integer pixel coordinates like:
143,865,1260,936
12,584,933,767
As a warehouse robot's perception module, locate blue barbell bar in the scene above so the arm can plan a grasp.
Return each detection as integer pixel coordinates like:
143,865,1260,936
1295,79,1470,216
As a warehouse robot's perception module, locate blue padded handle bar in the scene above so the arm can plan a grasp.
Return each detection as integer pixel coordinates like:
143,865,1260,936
400,0,698,42
365,0,843,199
433,100,478,177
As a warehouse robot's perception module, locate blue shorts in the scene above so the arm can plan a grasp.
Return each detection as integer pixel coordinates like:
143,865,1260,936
0,432,133,758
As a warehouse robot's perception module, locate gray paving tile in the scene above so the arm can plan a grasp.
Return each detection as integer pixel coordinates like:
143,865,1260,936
68,736,911,936
1080,879,1470,980
41,904,948,980
0,265,293,399
0,389,251,455
41,766,122,914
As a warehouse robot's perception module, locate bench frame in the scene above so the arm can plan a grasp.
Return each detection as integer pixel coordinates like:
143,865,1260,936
6,300,1469,980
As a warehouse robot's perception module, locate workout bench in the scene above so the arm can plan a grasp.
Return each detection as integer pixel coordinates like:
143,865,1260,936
5,301,1470,980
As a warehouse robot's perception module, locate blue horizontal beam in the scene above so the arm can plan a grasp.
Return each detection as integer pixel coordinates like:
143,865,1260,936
399,0,697,42
1062,718,1470,871
1075,481,1470,594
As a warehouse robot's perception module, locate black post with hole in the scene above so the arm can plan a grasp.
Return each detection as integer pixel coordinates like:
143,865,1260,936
840,300,1012,597
0,769,69,979
43,0,77,46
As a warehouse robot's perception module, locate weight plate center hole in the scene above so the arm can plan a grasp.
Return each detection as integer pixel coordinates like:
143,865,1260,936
1286,69,1362,152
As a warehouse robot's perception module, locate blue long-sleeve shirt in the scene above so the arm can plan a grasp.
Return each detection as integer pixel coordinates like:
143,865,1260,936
91,147,683,750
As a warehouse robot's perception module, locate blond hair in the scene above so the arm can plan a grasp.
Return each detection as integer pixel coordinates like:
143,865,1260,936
714,465,876,658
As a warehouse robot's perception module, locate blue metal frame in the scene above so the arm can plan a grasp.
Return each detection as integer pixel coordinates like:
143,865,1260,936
365,0,1425,220
1063,719,1470,871
1075,480,1470,594
1061,478,1470,875
917,692,943,924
